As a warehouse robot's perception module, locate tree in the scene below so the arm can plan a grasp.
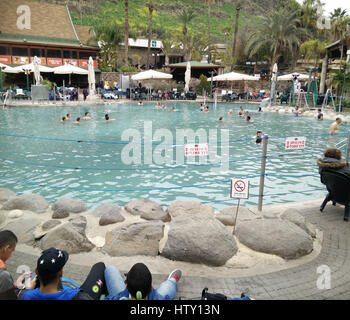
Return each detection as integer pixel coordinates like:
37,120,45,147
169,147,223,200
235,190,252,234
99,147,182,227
330,63,350,98
176,7,197,37
146,0,154,69
89,22,124,71
205,0,216,63
124,0,129,65
245,8,309,72
231,1,242,70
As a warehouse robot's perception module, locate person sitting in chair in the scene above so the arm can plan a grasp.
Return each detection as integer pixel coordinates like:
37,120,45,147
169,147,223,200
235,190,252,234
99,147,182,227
317,148,350,221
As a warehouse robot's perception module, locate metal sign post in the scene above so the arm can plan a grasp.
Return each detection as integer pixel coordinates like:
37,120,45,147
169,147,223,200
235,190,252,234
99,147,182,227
230,178,249,234
258,134,268,212
346,132,350,165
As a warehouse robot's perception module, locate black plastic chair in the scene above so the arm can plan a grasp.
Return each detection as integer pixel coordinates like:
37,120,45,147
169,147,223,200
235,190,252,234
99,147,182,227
319,170,350,221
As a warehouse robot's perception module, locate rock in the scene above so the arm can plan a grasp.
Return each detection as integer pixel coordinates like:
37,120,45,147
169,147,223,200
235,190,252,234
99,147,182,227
1,218,42,245
92,203,125,226
166,201,215,218
103,221,164,257
216,206,259,226
280,208,316,238
0,212,6,226
68,215,88,235
42,220,61,231
40,222,94,254
263,211,280,219
3,193,50,213
235,219,313,260
124,198,170,222
162,215,238,266
52,198,88,219
0,188,16,204
8,210,23,219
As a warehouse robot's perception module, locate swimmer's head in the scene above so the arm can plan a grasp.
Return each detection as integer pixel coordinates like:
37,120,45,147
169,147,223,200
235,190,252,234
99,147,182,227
76,117,80,122
105,114,109,120
256,137,262,144
247,116,251,121
85,112,89,116
62,117,66,121
66,113,71,118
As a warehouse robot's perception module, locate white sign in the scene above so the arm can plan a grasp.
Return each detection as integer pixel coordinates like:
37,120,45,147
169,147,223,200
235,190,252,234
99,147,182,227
230,179,249,199
285,137,306,150
185,143,209,156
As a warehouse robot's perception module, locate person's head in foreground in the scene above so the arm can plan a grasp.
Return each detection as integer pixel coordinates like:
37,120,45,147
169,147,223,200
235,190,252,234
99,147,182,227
35,248,69,290
0,230,18,264
125,263,152,300
324,148,341,161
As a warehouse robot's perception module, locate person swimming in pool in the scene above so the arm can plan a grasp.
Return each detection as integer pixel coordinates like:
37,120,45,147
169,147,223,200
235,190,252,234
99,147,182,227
83,112,91,120
218,116,224,122
104,114,115,122
227,109,233,115
73,117,81,124
246,115,254,123
60,116,66,123
66,113,72,120
254,130,263,143
138,101,143,106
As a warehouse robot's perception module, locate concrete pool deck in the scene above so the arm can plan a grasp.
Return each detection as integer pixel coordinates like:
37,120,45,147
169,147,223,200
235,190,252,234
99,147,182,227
5,198,350,300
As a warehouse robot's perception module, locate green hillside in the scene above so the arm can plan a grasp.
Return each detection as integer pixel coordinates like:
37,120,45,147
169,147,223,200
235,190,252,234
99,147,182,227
66,0,266,42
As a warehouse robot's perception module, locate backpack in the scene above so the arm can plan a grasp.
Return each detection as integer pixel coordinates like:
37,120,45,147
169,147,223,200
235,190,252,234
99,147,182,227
201,287,227,300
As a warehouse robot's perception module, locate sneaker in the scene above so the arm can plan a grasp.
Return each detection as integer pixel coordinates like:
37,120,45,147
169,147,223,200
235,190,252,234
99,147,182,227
168,269,182,282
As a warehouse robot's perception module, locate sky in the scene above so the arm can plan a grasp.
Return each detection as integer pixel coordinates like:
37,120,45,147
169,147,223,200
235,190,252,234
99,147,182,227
296,0,350,15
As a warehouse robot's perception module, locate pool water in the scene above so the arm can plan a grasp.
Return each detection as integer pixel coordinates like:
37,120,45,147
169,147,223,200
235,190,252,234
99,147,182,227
0,102,349,210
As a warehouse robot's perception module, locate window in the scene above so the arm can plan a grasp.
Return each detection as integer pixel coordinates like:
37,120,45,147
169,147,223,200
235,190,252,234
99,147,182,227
12,47,29,56
63,50,78,59
30,48,45,57
0,46,10,55
47,49,62,58
79,51,96,60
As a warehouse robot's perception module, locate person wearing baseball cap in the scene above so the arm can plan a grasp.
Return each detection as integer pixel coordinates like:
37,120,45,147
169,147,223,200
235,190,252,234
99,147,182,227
21,248,106,300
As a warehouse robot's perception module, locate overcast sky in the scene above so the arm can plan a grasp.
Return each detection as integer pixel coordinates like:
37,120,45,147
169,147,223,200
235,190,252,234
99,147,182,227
296,0,350,15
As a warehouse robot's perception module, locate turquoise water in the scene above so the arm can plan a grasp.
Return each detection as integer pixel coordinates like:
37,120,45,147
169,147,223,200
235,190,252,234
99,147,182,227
0,102,349,210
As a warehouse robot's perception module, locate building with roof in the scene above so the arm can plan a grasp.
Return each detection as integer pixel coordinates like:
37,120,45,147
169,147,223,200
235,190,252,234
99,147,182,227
0,0,100,87
166,61,224,82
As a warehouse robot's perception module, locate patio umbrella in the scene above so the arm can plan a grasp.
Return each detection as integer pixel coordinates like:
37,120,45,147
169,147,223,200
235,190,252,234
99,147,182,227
0,63,19,73
131,69,173,80
277,73,310,81
52,64,88,85
88,57,95,95
209,71,257,81
184,61,191,93
13,63,53,73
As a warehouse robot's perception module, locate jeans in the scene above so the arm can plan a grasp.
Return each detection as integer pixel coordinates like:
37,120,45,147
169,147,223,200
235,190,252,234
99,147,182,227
104,266,177,300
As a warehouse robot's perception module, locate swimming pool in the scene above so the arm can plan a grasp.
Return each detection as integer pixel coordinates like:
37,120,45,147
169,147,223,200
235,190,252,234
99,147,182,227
0,102,349,210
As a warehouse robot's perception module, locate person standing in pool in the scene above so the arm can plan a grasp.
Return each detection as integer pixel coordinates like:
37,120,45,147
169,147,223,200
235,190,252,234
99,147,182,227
83,112,91,120
329,118,342,134
66,114,71,120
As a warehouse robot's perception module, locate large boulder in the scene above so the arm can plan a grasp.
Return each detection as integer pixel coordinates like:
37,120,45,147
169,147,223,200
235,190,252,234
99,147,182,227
41,220,61,231
40,222,94,254
124,198,170,222
92,203,125,226
280,208,316,238
0,188,16,204
235,219,313,260
216,206,260,226
1,218,42,245
0,212,6,226
161,214,238,266
103,221,164,257
3,193,50,213
166,201,215,218
52,198,88,219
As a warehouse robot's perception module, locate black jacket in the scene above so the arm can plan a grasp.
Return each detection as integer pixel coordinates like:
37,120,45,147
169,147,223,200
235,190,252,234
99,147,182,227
317,157,350,184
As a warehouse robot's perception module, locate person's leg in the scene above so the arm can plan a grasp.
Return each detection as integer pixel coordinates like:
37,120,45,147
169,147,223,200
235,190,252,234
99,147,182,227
155,278,177,300
79,262,106,300
104,266,126,298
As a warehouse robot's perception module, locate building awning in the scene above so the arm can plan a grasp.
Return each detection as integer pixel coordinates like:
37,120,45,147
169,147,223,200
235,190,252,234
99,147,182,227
166,61,223,68
326,40,341,50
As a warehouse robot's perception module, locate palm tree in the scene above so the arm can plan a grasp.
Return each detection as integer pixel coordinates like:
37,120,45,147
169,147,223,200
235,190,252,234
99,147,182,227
330,8,348,21
124,0,129,65
231,0,242,70
146,0,154,69
89,22,124,71
245,8,310,72
176,7,197,37
205,0,215,63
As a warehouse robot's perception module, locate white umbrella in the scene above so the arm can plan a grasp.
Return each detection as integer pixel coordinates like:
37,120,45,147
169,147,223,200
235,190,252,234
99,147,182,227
88,57,95,95
184,61,191,93
209,71,257,81
277,73,310,81
13,63,53,73
52,64,88,75
131,69,173,80
0,63,19,74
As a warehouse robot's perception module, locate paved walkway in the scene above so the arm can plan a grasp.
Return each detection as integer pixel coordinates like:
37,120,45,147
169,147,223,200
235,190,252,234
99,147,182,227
5,199,350,300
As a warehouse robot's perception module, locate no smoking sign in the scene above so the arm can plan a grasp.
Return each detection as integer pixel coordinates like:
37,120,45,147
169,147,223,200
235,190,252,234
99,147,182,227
230,179,249,199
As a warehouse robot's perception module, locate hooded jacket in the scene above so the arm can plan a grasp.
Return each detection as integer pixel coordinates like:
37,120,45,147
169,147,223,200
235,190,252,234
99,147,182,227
317,157,350,184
